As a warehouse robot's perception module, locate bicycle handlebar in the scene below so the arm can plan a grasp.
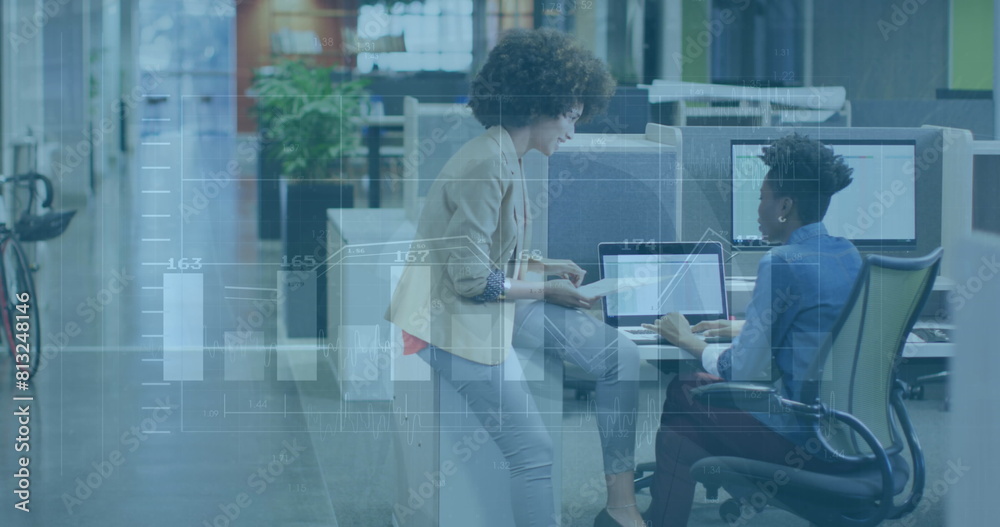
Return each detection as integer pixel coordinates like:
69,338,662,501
0,172,54,209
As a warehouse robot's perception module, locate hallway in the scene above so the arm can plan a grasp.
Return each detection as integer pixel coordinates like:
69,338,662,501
0,114,358,525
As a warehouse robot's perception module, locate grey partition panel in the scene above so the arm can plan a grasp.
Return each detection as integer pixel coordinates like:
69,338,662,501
852,100,994,140
534,149,680,281
415,112,486,198
676,127,944,278
973,155,1000,235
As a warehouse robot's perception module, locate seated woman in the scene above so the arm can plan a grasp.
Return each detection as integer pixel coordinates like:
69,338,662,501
641,134,861,526
387,29,644,527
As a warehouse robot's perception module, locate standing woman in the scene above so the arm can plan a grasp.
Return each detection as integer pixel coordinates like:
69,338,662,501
387,29,645,527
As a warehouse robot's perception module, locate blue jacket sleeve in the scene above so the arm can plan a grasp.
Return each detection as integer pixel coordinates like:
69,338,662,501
719,252,780,382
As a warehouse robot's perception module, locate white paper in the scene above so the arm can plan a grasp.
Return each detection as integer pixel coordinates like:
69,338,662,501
576,276,663,298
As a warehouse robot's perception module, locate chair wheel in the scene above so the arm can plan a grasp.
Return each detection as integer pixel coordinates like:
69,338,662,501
719,499,743,522
719,498,765,523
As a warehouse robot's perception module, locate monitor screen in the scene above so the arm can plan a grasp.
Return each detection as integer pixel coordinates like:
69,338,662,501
731,139,917,248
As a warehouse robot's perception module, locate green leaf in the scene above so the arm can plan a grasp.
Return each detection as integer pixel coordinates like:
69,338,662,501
250,59,370,179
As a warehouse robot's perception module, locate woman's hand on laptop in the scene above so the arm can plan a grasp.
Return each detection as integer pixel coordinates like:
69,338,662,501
692,319,745,339
644,313,703,351
544,279,597,309
542,259,586,287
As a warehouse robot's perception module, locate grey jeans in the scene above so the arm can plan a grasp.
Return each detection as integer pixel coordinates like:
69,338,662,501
417,300,640,527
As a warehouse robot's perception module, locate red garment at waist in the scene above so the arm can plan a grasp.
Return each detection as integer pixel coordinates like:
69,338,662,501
402,331,429,355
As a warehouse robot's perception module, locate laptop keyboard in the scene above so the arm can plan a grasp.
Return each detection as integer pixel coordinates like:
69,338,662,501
624,327,732,344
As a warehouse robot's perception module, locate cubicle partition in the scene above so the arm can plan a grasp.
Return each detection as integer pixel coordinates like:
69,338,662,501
672,126,952,278
402,96,486,222
526,130,683,282
972,140,1000,235
948,232,1000,526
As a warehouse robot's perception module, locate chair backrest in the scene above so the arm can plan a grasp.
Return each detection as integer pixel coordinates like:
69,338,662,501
807,248,942,459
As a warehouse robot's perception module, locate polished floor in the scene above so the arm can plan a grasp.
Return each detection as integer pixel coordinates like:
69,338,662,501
0,123,952,526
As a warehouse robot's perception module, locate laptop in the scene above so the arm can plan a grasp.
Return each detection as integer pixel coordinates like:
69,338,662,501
597,242,730,345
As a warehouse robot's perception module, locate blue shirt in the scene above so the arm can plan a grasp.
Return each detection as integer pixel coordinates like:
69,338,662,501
707,222,862,444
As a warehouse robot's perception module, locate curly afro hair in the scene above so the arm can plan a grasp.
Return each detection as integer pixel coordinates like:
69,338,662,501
469,28,616,128
761,134,854,224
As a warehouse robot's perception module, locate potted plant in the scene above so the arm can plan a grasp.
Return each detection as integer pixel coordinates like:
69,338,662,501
251,59,369,337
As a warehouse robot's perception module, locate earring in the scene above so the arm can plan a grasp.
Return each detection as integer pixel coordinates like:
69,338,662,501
778,216,787,223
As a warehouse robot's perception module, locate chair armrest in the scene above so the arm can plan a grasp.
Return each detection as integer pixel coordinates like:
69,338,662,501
689,382,781,413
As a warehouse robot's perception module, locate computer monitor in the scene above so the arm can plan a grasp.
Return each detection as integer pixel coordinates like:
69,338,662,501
731,139,917,248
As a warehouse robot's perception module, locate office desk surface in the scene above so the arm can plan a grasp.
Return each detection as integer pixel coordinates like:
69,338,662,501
635,340,952,361
637,344,698,362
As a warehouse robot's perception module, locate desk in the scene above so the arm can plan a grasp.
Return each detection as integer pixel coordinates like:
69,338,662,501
359,114,405,208
636,344,697,362
633,338,954,361
724,278,956,359
629,330,954,361
326,208,416,401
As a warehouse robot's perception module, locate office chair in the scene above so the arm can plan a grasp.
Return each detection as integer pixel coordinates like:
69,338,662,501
684,248,941,526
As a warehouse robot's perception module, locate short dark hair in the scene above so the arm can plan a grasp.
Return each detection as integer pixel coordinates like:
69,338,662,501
469,28,616,128
761,134,854,224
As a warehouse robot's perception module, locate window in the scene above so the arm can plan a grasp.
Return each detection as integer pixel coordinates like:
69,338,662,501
355,0,474,73
355,0,536,74
485,0,534,50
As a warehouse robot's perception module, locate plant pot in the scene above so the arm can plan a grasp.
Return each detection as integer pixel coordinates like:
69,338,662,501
280,178,354,338
257,137,282,240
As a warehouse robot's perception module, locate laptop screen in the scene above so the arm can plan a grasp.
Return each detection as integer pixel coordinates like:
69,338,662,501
599,242,729,327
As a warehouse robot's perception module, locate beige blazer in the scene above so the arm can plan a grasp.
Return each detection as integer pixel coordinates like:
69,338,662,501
386,126,529,365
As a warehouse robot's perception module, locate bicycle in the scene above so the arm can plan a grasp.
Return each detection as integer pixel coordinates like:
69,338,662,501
0,172,76,379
